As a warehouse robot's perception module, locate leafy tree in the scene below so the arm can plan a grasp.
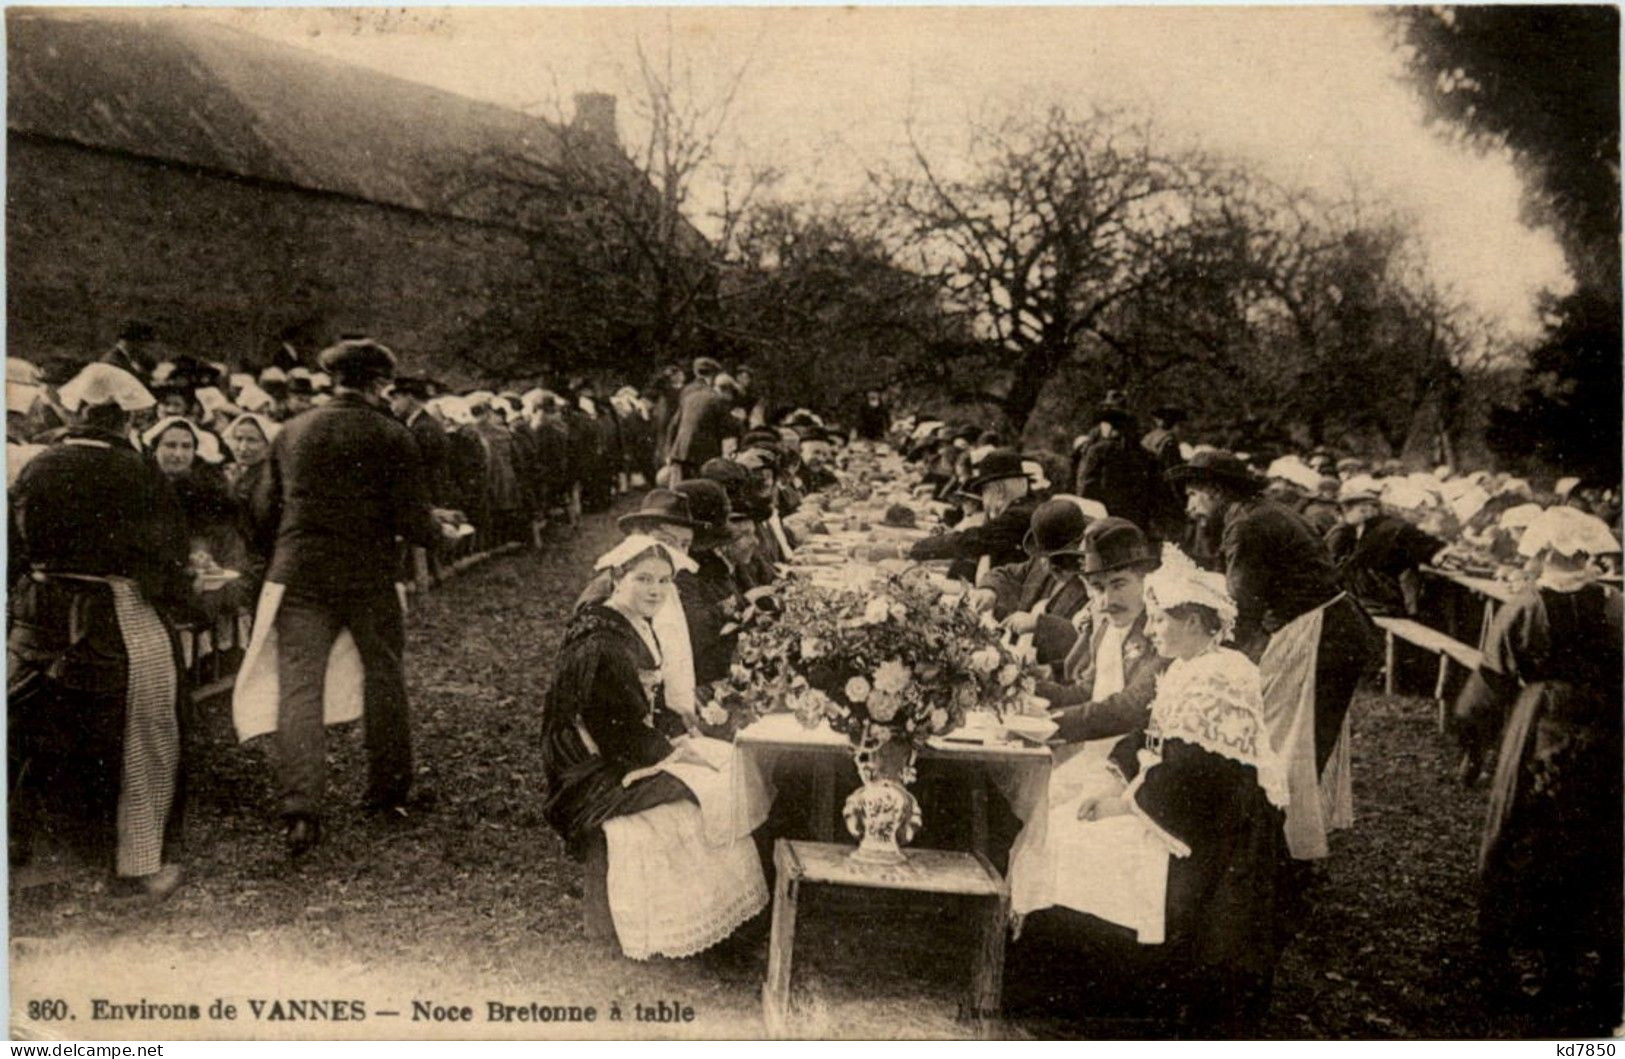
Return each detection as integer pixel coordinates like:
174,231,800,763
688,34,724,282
1397,6,1621,480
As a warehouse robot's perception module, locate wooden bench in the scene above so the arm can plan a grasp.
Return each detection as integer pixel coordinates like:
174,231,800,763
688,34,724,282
763,839,1009,1039
1372,615,1483,731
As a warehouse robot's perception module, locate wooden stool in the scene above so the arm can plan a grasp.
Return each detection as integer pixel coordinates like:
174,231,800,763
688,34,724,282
762,839,1009,1039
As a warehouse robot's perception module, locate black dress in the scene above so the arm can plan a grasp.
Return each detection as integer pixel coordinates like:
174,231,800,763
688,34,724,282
1453,582,1623,968
541,605,693,859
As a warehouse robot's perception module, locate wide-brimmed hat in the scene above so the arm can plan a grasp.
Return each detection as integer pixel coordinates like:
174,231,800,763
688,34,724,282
1080,517,1157,575
699,457,752,509
1023,498,1093,559
616,488,698,533
672,479,732,548
963,448,1029,493
1165,450,1264,494
1337,475,1382,506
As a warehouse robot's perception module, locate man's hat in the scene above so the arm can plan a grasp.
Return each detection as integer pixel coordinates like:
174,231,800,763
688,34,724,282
118,320,156,343
693,356,722,377
1165,449,1264,495
1152,405,1188,425
1093,404,1138,431
1080,517,1157,575
672,479,732,549
391,376,435,400
317,339,397,384
699,457,752,509
963,448,1030,493
1337,475,1382,506
1023,498,1093,559
617,488,698,534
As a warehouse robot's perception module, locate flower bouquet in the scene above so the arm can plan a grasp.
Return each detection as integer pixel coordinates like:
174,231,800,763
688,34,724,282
711,569,1038,862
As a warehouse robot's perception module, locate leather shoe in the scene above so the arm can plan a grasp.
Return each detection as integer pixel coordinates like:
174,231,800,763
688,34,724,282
284,817,320,860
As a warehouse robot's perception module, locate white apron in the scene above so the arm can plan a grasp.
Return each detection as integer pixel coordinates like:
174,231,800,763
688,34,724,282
230,582,368,742
1259,596,1353,860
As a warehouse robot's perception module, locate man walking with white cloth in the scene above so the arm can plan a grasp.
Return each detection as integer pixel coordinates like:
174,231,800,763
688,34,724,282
249,339,440,859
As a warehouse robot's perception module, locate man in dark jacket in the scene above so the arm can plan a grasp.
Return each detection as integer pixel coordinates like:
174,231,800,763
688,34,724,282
1325,478,1446,617
388,376,451,506
1078,405,1169,537
1169,450,1379,861
664,362,734,483
252,340,440,857
872,449,1040,579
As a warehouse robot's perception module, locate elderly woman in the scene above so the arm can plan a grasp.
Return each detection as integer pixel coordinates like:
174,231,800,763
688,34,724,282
1009,545,1289,1037
543,536,767,960
1452,507,1622,1014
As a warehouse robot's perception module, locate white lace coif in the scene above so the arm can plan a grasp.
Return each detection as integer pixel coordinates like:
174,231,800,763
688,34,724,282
1142,543,1237,641
593,534,699,575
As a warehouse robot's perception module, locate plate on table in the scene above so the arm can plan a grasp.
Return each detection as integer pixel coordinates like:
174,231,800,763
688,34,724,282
1002,713,1059,744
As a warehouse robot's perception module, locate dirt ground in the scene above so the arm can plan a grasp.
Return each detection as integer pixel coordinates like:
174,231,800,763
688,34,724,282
10,497,1621,1040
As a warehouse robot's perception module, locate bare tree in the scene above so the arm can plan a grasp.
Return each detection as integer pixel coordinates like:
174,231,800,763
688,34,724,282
877,105,1199,429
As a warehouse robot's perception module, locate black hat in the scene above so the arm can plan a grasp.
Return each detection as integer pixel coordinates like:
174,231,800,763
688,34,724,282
317,339,397,385
617,488,698,534
699,457,752,509
962,448,1029,493
118,320,156,343
391,376,434,400
1093,404,1138,431
672,480,732,549
1080,517,1157,575
1152,405,1188,426
1165,449,1265,495
740,428,783,453
950,424,980,444
1022,498,1093,559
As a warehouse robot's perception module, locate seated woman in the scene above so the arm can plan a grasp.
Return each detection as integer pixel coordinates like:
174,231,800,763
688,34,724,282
1007,545,1288,1036
542,536,767,960
144,415,258,619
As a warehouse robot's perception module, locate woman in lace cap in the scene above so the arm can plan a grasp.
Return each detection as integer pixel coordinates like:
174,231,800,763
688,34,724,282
541,535,767,961
1008,544,1289,1037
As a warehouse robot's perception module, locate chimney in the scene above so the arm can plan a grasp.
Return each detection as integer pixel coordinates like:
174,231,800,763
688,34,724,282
572,92,618,146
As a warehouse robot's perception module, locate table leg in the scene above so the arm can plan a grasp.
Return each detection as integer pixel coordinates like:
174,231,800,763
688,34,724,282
969,780,989,859
812,758,835,842
763,853,800,1037
1383,630,1396,695
967,892,1010,1039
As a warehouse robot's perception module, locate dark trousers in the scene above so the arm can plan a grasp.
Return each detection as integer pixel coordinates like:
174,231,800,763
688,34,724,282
274,585,412,820
1313,595,1380,772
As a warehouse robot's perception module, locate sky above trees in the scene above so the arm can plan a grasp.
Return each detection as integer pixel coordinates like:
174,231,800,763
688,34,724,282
191,5,1569,341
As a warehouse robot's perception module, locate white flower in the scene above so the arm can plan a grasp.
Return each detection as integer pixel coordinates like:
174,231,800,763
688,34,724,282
873,658,912,695
868,692,900,723
969,646,1001,674
700,701,729,726
997,662,1021,687
800,636,827,660
862,596,892,625
844,675,872,703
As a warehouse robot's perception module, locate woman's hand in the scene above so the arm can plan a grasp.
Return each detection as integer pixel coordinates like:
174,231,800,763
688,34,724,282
1077,794,1129,822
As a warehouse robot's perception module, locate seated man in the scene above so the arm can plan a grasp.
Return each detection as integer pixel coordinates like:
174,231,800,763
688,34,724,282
1034,518,1169,743
858,449,1039,580
1326,476,1446,617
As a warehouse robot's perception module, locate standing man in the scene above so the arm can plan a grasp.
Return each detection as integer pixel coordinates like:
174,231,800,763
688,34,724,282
1078,404,1167,537
252,340,439,858
388,376,451,507
101,320,160,379
664,357,734,484
1168,450,1378,861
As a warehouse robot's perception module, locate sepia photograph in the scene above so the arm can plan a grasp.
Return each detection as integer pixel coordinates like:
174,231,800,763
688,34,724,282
4,3,1621,1043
